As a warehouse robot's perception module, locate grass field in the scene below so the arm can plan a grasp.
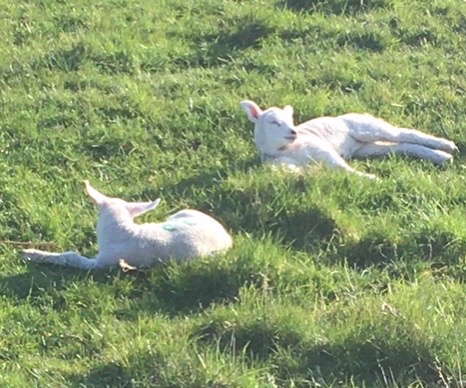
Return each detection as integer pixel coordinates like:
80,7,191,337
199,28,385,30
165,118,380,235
2,0,466,386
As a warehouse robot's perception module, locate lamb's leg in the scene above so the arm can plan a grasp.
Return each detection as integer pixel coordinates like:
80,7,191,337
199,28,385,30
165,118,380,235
353,142,453,165
21,249,99,270
346,117,457,154
305,145,377,179
269,156,302,172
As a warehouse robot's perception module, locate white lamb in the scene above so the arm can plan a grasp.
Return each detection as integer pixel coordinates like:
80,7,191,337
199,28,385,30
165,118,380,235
21,181,233,270
240,100,458,179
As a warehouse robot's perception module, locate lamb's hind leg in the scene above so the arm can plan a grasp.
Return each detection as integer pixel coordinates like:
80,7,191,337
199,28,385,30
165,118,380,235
348,117,457,154
21,249,99,270
353,142,453,165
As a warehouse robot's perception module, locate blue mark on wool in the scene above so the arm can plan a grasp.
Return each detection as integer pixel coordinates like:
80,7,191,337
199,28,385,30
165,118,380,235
162,219,196,232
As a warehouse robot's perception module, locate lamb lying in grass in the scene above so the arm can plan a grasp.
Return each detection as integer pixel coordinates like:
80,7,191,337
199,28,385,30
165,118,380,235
21,181,233,270
240,100,458,179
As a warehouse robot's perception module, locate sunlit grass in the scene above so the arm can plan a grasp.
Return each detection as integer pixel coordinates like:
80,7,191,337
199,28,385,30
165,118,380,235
1,0,466,386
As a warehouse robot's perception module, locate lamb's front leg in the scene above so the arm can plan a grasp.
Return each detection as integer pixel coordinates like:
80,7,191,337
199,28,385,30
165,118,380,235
353,142,453,165
305,144,377,179
21,249,99,270
268,156,303,172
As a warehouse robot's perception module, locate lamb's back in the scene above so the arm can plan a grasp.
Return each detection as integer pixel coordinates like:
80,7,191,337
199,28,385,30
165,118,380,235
165,209,233,257
296,116,362,158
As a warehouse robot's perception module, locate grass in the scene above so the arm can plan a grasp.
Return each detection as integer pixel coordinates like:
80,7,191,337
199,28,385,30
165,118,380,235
1,0,466,386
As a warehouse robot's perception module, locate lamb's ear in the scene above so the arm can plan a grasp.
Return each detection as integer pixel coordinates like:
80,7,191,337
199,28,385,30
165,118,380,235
126,198,161,218
240,100,262,123
283,105,294,117
85,180,109,206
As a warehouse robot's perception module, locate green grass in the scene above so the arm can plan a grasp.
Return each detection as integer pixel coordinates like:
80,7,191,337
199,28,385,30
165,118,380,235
2,0,466,386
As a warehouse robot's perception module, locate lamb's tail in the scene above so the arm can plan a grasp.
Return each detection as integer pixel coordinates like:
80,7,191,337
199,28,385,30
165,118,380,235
21,249,98,270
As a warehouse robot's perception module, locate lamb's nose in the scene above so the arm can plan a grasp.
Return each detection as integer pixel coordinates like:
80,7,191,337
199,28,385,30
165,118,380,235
290,129,297,136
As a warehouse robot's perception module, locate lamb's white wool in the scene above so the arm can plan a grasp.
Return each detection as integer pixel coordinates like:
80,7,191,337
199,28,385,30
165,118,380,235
240,100,457,179
21,181,233,270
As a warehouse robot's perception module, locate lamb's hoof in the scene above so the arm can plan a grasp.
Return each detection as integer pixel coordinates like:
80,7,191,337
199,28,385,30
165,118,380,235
365,173,378,180
119,259,137,272
434,152,454,166
356,171,378,180
442,141,458,154
270,163,302,174
21,249,47,262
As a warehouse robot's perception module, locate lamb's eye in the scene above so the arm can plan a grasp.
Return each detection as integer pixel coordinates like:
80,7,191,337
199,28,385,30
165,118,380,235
269,120,281,127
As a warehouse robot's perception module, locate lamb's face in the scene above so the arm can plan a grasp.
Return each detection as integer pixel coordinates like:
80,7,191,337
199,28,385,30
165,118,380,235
255,107,297,152
240,100,298,156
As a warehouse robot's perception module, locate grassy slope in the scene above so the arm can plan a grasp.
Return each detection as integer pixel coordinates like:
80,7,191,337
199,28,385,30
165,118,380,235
1,0,466,386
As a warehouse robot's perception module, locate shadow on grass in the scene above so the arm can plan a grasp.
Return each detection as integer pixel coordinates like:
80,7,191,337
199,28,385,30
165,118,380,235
195,317,442,386
115,261,245,317
337,229,466,272
278,0,389,14
196,315,304,362
0,162,274,317
142,164,466,275
171,17,274,68
66,361,135,388
0,249,265,318
7,16,274,75
26,282,450,387
38,41,137,75
65,350,205,387
294,340,440,386
148,169,339,254
337,31,388,52
0,265,115,302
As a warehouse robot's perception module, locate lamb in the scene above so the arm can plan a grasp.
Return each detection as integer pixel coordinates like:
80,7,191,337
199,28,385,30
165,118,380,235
21,181,233,270
240,100,458,179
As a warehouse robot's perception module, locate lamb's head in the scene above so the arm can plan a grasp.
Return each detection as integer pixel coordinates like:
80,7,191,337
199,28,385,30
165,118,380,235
84,181,161,223
240,100,298,157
